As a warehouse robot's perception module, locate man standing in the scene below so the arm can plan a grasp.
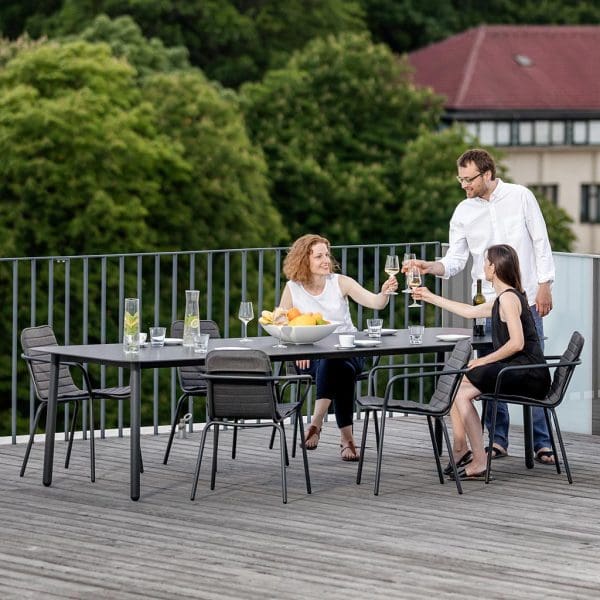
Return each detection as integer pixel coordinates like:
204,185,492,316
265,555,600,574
411,148,556,464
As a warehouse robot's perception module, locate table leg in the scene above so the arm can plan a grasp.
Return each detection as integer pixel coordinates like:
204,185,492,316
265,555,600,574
43,355,60,486
523,405,534,469
434,351,444,454
130,365,141,500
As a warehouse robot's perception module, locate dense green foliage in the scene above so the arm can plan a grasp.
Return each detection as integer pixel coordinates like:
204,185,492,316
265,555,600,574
242,33,443,243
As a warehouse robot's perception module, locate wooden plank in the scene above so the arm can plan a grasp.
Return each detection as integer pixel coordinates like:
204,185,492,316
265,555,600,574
1,418,600,599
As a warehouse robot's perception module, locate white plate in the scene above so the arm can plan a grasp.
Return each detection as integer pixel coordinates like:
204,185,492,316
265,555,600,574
436,334,471,342
334,344,356,349
164,337,183,345
215,346,251,351
363,328,397,336
354,339,382,347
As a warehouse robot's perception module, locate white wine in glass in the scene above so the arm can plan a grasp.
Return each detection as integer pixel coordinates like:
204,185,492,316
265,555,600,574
384,255,399,295
402,252,416,293
238,301,254,342
408,270,422,308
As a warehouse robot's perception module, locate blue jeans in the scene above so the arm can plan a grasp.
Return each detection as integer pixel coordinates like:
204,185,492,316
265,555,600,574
482,306,551,453
300,357,364,429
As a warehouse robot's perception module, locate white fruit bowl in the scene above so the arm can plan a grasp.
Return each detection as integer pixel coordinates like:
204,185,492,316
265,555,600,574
261,322,339,344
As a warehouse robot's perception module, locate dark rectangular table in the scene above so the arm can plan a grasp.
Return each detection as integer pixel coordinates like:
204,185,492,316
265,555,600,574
35,327,498,500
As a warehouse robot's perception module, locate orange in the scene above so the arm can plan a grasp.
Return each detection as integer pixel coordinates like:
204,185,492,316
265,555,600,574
287,307,301,321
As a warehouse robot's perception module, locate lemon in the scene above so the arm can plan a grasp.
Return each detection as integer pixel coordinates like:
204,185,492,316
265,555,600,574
185,315,200,329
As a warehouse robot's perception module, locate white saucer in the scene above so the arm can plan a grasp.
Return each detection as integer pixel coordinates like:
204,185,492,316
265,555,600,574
436,334,471,342
354,339,382,347
164,337,183,345
334,344,356,349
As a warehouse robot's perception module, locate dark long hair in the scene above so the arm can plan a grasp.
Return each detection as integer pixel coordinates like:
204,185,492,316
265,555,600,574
486,244,524,294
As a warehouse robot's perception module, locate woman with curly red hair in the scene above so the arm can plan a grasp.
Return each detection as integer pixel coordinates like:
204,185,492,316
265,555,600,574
280,234,398,461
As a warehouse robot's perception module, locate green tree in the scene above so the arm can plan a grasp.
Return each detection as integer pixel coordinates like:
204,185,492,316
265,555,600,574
9,0,366,87
241,33,443,244
399,125,575,251
78,14,190,77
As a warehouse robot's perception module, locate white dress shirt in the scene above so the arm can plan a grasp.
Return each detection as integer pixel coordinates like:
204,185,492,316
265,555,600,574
439,179,555,305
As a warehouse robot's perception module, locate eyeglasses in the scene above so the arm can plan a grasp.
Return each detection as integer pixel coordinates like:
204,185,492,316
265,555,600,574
456,172,483,185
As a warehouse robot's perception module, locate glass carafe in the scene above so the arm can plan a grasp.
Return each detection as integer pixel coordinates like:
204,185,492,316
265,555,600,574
123,297,140,353
183,290,200,347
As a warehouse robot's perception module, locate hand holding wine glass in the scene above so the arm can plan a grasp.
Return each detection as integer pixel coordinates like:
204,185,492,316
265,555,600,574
238,301,254,342
407,269,422,308
384,255,399,295
401,253,416,293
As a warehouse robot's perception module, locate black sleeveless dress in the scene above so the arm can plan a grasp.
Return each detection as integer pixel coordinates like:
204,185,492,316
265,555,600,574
467,288,551,399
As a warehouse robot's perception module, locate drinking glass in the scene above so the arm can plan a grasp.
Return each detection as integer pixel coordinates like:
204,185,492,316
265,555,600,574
238,301,254,342
367,318,383,338
402,253,416,293
408,269,422,308
273,325,287,349
150,326,166,348
409,325,424,344
384,255,399,295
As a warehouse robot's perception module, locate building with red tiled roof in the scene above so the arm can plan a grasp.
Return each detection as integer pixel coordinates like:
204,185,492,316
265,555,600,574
409,25,600,253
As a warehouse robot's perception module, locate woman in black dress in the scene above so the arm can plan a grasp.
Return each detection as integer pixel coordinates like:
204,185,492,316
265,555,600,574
413,244,550,480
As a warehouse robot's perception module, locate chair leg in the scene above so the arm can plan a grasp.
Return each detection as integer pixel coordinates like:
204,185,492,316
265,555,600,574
280,423,290,467
550,409,572,484
543,408,561,475
191,422,212,500
356,409,371,485
211,424,220,490
440,418,463,494
277,424,288,504
427,416,444,484
163,393,187,464
373,411,380,450
64,401,80,469
88,398,96,482
297,417,311,494
232,419,238,459
485,400,497,484
374,410,388,496
291,412,298,459
480,398,487,433
20,404,46,477
269,424,276,450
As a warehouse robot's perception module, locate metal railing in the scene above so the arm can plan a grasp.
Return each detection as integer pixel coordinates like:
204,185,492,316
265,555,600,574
1,241,445,443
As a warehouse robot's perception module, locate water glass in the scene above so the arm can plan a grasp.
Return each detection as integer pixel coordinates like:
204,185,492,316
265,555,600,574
367,318,383,338
409,325,424,345
150,326,166,348
193,332,210,353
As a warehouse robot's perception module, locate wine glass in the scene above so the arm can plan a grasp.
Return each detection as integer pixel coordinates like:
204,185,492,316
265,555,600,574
384,255,399,295
238,301,254,342
273,325,287,348
408,269,422,308
402,253,416,293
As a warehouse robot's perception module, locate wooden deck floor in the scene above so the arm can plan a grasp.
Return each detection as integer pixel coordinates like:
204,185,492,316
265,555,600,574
1,417,600,599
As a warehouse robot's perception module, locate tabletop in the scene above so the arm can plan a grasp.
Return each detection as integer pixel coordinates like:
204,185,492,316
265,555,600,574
33,327,491,366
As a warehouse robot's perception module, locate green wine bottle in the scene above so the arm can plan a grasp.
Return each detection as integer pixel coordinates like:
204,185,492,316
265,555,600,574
472,279,486,337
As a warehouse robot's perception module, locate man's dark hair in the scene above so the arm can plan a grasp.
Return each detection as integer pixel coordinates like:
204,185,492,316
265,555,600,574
457,148,496,179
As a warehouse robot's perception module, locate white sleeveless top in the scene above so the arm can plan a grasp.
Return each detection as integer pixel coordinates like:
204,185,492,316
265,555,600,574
286,274,355,333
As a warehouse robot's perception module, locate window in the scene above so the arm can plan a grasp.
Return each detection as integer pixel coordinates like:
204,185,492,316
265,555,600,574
550,121,565,145
496,122,511,145
573,121,587,144
519,121,533,145
581,185,600,223
530,184,558,205
590,121,600,144
534,121,550,145
479,121,495,145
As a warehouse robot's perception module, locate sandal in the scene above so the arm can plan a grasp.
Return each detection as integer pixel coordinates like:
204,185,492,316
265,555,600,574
485,445,508,459
443,450,472,476
301,425,321,450
340,441,360,462
535,449,556,465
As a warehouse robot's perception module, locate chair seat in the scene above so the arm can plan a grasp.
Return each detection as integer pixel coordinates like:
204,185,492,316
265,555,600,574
276,401,303,420
92,386,130,399
478,392,551,408
356,395,445,417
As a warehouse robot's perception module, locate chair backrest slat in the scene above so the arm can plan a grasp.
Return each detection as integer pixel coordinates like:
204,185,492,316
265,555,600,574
171,320,221,392
205,349,276,420
546,331,584,405
428,339,472,412
21,325,81,401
